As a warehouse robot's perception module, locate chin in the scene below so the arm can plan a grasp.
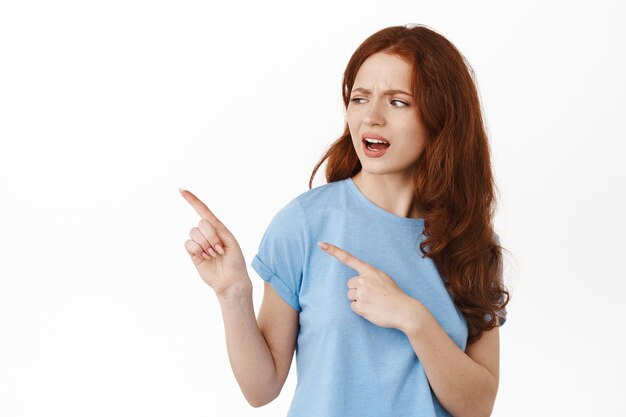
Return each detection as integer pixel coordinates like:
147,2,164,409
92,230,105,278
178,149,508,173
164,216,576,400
358,164,395,175
358,156,418,176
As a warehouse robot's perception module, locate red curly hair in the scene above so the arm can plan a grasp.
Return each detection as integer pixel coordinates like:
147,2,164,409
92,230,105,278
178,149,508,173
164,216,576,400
308,24,510,346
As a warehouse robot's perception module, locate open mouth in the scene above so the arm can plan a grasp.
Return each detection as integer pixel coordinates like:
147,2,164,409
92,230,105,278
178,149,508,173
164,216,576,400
362,139,390,158
362,138,390,152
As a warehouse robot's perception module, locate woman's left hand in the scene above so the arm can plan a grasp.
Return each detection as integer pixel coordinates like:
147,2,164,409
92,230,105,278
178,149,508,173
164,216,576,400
318,241,420,331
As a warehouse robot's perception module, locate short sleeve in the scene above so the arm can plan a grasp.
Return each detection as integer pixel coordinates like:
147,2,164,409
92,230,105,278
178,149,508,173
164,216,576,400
251,198,306,312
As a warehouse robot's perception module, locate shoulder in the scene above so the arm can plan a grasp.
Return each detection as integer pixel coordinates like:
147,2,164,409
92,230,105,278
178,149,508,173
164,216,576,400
265,179,347,237
292,179,347,213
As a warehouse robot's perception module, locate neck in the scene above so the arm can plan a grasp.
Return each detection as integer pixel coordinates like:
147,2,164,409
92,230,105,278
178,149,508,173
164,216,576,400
352,170,424,219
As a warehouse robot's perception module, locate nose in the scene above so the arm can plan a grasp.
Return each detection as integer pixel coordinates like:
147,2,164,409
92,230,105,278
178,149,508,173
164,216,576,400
362,99,385,126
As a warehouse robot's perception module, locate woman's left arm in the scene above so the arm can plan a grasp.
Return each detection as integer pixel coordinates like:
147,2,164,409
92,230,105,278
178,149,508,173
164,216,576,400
399,298,500,417
317,241,500,417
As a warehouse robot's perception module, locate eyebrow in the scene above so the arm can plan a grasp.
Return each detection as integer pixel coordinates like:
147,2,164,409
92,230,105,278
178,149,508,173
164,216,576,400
351,87,413,97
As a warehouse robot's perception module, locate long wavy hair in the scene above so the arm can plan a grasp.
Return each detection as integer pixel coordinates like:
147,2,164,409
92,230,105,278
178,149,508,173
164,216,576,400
308,24,510,346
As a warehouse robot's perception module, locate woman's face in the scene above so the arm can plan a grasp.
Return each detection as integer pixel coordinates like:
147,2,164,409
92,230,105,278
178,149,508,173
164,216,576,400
347,52,428,177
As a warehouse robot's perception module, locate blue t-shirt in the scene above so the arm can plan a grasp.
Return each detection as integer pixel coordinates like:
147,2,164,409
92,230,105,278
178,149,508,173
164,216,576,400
250,176,505,417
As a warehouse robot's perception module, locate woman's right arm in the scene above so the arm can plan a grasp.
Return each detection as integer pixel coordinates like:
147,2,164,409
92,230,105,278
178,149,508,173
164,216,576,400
216,279,281,408
179,189,280,407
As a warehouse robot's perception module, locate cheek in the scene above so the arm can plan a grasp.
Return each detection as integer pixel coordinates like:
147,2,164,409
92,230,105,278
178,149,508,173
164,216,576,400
346,112,357,128
402,120,427,146
393,129,427,158
346,117,359,140
398,136,427,156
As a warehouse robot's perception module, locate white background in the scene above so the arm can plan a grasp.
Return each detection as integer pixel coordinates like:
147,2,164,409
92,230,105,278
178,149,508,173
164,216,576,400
1,0,625,416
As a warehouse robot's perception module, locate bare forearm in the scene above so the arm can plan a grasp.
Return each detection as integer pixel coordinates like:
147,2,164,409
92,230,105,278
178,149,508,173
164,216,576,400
400,298,496,417
216,280,279,407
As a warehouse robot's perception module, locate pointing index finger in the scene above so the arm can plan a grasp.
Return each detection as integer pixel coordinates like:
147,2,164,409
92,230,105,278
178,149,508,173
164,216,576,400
179,189,224,228
319,242,369,274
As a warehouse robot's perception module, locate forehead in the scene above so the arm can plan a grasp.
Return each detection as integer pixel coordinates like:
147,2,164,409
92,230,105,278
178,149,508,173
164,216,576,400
353,52,413,90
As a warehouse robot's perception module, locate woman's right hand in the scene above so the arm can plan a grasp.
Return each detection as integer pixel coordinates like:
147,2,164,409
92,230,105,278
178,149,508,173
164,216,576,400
180,189,250,296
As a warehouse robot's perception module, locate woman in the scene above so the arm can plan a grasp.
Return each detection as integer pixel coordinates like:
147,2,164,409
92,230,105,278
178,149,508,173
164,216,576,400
180,23,510,417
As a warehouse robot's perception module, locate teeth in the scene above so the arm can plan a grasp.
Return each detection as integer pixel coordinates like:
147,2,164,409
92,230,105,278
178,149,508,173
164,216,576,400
364,138,388,144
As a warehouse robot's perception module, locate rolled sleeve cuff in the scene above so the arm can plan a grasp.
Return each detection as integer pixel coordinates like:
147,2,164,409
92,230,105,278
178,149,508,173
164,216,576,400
251,255,301,312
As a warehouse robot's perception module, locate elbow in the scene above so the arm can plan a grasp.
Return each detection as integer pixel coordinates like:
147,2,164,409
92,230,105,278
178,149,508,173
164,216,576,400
459,404,494,417
241,372,282,408
247,397,267,408
473,384,498,417
479,406,496,417
476,403,495,417
246,395,269,408
483,379,498,417
244,369,283,408
245,389,280,408
247,397,263,408
459,379,497,417
247,396,277,409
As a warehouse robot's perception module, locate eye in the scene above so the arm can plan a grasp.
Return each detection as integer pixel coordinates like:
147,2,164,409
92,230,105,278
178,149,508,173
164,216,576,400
349,97,409,107
391,99,409,107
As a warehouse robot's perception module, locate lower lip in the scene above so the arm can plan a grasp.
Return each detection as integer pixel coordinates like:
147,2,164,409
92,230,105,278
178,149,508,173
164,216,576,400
362,140,390,158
